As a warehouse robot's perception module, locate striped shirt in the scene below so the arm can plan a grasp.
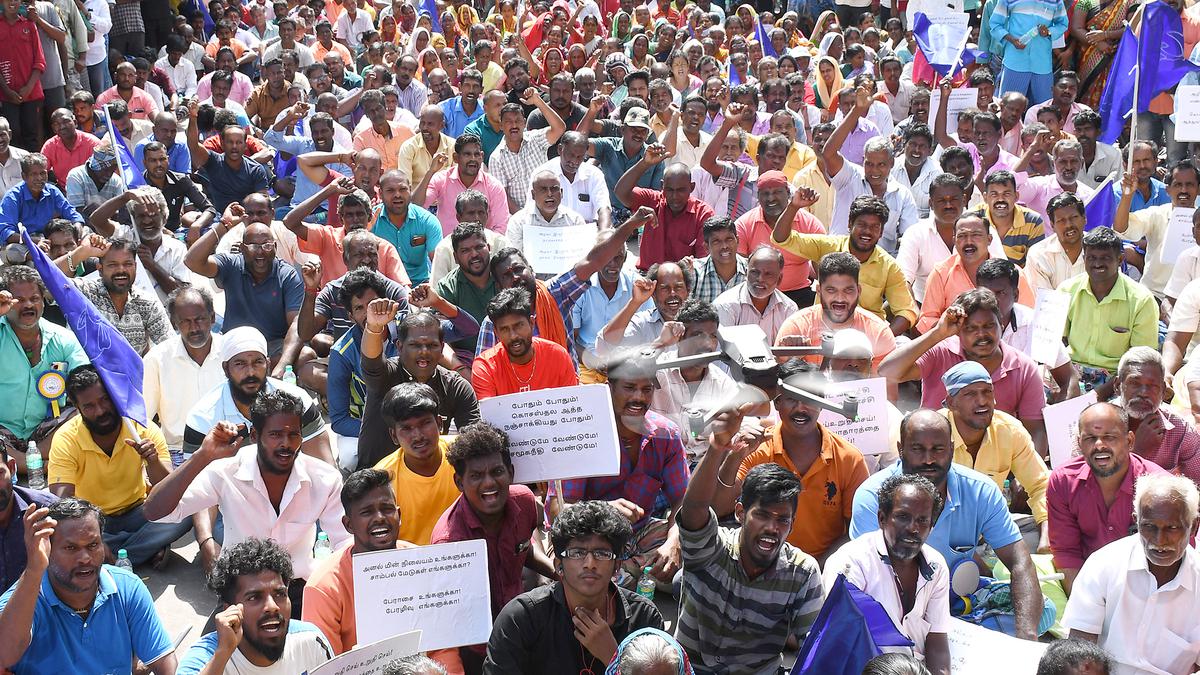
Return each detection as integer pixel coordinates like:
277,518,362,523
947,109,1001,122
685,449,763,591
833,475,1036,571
675,509,825,675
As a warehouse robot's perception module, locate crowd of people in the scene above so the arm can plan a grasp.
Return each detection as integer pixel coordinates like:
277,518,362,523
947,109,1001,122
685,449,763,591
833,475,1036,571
0,0,1199,671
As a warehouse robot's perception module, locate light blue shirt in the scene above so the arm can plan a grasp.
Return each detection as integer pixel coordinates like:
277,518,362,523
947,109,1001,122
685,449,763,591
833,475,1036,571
0,565,174,675
1113,178,1172,213
441,95,485,137
851,462,1022,568
262,128,350,207
132,137,190,175
571,269,648,353
988,0,1068,75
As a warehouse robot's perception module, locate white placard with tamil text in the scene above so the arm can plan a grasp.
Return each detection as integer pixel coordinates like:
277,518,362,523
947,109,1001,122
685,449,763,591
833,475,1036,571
817,377,891,456
1045,390,1098,469
352,540,492,652
947,619,1048,674
1031,289,1071,366
1160,206,1198,265
309,630,423,675
931,87,980,131
522,223,599,276
1176,86,1200,142
479,383,621,484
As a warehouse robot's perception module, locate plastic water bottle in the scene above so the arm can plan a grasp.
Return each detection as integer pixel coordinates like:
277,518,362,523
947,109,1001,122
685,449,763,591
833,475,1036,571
115,549,133,572
1001,479,1012,506
313,532,333,559
25,441,46,490
636,566,656,600
282,365,297,386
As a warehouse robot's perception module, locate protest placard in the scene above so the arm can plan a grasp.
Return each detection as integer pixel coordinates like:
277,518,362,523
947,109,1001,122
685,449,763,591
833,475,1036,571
352,540,491,651
1031,289,1071,366
818,378,891,455
1176,86,1200,142
930,87,980,131
309,630,422,675
1045,390,1098,469
947,619,1047,674
522,223,598,276
478,383,621,484
1160,207,1198,265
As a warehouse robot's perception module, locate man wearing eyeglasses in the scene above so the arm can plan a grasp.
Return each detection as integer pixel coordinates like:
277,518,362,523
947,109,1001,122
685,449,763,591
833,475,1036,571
483,500,664,674
184,202,306,379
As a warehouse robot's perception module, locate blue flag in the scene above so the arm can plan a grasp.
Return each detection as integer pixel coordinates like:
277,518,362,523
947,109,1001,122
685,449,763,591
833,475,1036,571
184,0,215,38
727,57,742,86
753,10,777,57
792,575,914,675
1098,2,1200,144
421,0,442,33
912,11,972,77
20,227,147,426
103,107,145,189
1084,176,1118,231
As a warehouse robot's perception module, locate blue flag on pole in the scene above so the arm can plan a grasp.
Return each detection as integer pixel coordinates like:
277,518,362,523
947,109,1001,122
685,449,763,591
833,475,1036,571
791,575,915,675
1084,176,1118,231
20,227,147,426
184,0,215,38
104,108,145,189
753,10,776,57
421,0,442,33
1098,2,1200,144
911,11,972,77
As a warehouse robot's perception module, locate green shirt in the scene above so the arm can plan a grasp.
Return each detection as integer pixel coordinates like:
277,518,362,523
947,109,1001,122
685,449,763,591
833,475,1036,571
0,317,89,439
1061,272,1158,371
463,115,504,163
435,267,496,351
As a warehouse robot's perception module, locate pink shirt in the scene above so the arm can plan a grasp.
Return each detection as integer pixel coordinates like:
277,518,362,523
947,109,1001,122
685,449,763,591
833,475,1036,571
735,207,826,292
96,86,160,120
1047,454,1166,571
425,166,509,235
194,70,254,104
40,132,101,188
915,336,1046,420
1015,173,1096,235
966,143,1019,176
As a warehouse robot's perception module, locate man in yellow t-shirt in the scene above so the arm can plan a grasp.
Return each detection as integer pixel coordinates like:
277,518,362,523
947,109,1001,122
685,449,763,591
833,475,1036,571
372,382,461,545
47,365,192,566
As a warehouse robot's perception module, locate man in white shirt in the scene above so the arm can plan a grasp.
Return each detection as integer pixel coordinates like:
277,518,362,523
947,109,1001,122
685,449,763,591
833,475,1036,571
823,472,951,674
333,0,373,50
143,390,350,584
0,119,29,195
890,124,940,219
1074,109,1120,190
535,131,612,229
1025,192,1086,292
1062,473,1200,675
505,169,590,257
155,35,198,99
262,17,315,68
712,246,797,344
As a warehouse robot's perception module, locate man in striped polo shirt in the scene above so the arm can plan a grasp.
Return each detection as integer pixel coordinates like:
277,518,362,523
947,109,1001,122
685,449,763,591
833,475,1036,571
674,407,825,674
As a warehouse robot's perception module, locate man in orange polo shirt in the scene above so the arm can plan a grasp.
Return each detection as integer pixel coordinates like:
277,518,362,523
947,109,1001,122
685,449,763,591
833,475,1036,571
916,213,1035,333
713,359,869,563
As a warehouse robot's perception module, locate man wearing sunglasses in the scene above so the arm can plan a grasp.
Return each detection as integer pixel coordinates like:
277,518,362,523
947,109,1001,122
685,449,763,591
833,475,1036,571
483,500,664,674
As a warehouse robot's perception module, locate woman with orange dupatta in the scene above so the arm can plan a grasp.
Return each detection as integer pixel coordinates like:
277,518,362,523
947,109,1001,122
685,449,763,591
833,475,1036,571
1071,0,1136,108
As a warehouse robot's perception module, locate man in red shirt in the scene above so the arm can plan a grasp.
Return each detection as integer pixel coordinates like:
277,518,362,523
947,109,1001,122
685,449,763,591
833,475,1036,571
432,421,557,671
614,143,713,270
472,287,579,399
0,0,45,151
40,109,100,188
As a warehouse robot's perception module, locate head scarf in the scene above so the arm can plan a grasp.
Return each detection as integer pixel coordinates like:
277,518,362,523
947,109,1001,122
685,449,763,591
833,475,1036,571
810,9,837,44
612,10,633,42
942,360,993,396
813,54,844,109
406,26,431,55
88,144,117,172
817,31,842,58
221,326,269,362
538,46,566,84
604,628,694,675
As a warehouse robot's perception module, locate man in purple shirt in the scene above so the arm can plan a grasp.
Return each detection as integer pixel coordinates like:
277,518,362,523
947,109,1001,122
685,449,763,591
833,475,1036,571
0,440,57,592
1047,401,1165,594
431,421,556,670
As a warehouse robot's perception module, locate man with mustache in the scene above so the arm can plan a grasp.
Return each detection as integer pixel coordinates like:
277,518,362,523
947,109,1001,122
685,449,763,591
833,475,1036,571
775,253,897,375
1110,348,1200,485
971,170,1048,266
1026,192,1086,291
415,133,509,235
822,474,951,675
853,409,1045,641
1115,160,1200,300
714,359,869,564
597,261,691,356
549,350,689,587
915,214,1037,333
673,400,824,673
712,246,796,343
472,288,579,399
435,219,503,358
0,498,177,674
179,538,335,673
71,237,171,357
1012,138,1096,235
303,469,416,654
1061,473,1200,672
88,185,190,305
47,365,191,566
687,216,747,305
616,143,712,271
571,227,646,383
939,361,1052,553
0,437,56,593
534,131,612,230
186,98,270,215
1049,401,1168,590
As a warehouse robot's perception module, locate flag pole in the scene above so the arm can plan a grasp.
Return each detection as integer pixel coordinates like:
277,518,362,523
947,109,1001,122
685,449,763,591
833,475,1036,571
102,104,130,193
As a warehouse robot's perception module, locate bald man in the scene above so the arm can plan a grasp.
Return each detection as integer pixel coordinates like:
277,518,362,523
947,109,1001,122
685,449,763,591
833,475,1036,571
616,152,713,270
399,105,454,187
506,169,590,258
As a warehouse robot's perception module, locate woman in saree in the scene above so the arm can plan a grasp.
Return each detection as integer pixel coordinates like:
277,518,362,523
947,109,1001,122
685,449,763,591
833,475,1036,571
813,54,844,110
417,45,440,81
818,31,844,61
629,33,655,70
537,46,567,84
1072,0,1136,108
612,10,634,44
566,42,589,71
810,9,839,46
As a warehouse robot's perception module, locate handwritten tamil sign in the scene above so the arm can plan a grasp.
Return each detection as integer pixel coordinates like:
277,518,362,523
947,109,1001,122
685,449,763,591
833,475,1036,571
1176,86,1200,142
1160,207,1198,265
309,630,423,675
931,87,980,131
818,377,890,456
479,383,621,484
522,223,598,275
352,540,491,652
947,619,1047,674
